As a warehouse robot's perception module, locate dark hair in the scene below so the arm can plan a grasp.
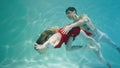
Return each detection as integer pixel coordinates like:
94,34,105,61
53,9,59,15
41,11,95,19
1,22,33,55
65,7,77,14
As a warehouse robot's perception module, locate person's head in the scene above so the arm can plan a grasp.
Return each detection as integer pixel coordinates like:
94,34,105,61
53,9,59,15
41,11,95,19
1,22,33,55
65,7,77,20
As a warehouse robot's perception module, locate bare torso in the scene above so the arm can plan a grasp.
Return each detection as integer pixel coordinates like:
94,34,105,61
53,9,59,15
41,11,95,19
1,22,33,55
74,14,96,36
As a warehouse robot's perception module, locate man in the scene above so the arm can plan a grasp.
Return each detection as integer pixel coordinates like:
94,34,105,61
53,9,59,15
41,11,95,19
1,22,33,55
64,7,120,52
62,7,120,68
34,17,111,68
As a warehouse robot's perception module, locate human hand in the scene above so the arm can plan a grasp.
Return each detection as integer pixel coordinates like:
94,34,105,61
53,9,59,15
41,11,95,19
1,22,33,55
34,43,45,50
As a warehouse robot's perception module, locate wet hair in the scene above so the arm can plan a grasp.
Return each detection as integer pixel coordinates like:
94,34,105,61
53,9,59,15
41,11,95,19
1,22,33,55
65,7,77,14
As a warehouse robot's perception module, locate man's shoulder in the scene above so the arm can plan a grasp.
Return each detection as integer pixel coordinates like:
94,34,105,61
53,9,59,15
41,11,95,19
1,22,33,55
79,14,88,17
78,14,89,20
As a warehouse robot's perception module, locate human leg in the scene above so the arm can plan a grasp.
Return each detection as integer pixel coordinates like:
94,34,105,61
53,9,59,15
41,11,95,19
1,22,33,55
78,36,111,68
88,40,112,68
80,30,100,50
100,33,120,53
93,48,111,68
94,29,120,53
65,37,83,51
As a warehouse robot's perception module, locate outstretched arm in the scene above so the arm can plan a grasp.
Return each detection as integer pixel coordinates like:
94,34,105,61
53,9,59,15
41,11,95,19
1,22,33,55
62,15,89,34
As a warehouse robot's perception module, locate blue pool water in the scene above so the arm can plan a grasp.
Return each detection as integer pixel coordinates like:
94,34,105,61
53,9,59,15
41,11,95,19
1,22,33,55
0,0,120,68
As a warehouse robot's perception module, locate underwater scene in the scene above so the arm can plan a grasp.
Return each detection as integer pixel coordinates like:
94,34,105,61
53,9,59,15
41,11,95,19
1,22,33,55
0,0,120,68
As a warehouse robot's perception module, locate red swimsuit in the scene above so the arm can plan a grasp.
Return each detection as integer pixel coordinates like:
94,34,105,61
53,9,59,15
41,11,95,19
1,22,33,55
54,25,80,48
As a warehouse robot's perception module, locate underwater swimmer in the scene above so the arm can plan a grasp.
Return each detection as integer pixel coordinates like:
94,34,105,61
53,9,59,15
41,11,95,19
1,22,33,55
63,7,118,68
65,7,120,53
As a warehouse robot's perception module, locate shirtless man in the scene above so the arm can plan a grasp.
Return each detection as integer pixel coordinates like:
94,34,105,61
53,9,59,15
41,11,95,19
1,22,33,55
62,7,120,68
64,7,120,52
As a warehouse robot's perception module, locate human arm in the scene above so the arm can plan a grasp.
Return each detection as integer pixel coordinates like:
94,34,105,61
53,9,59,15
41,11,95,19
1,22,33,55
35,28,58,49
35,32,62,50
34,42,49,54
62,15,89,34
